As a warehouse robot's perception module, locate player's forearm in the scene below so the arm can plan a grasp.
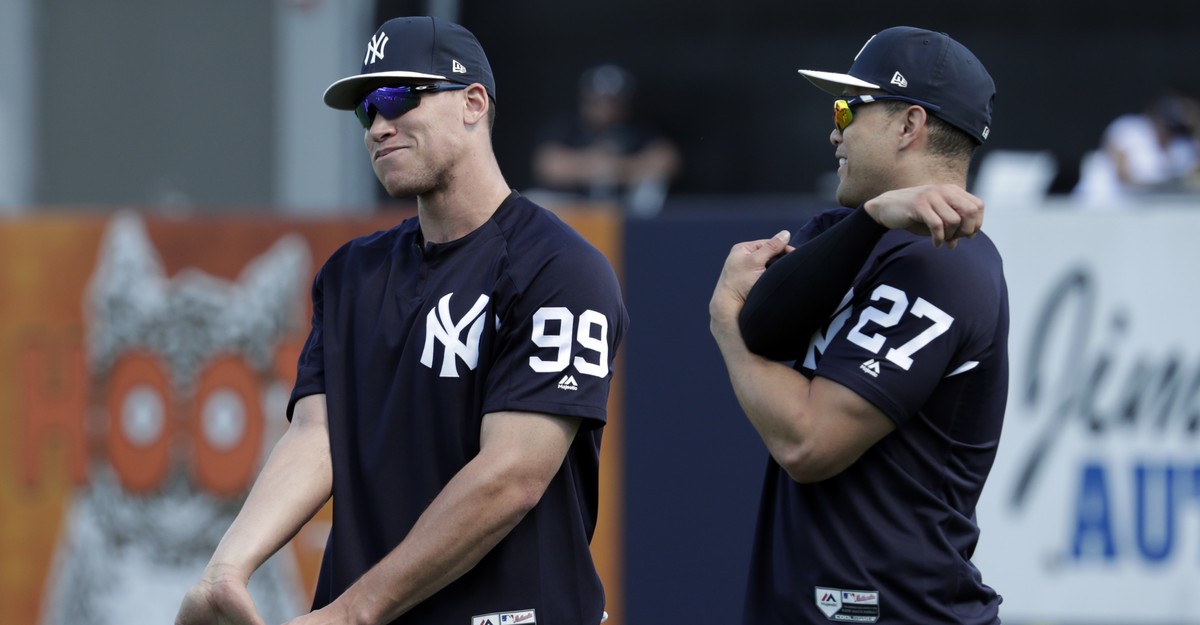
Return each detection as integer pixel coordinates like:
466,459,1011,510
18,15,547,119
204,400,333,583
739,208,886,360
334,456,544,624
712,318,820,476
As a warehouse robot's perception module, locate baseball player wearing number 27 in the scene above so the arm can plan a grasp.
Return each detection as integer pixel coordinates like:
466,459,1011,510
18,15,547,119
176,15,626,625
710,27,1008,625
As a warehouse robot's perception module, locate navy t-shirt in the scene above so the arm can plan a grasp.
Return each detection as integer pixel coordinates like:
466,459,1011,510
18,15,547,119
744,208,1008,625
288,192,627,624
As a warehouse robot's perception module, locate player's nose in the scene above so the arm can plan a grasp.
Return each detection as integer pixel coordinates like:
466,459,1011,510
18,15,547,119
365,113,398,146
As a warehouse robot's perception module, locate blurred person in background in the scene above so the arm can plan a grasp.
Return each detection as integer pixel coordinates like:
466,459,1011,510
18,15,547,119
1073,88,1200,203
530,64,682,217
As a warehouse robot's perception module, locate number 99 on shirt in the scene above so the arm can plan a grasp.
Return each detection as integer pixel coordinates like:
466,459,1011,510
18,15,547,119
528,307,609,378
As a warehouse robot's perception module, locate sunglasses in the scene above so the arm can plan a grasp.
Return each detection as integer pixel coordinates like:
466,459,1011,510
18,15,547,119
833,94,942,132
354,83,469,128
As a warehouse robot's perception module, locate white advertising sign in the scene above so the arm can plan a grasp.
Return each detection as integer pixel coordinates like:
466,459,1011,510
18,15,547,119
975,198,1200,624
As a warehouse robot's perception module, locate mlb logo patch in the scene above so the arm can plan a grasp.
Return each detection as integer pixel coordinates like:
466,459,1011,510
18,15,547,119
474,609,536,624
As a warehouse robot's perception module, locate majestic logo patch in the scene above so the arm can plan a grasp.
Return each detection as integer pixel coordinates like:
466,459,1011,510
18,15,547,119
421,293,489,377
859,359,881,378
557,375,579,391
815,586,880,622
364,31,389,65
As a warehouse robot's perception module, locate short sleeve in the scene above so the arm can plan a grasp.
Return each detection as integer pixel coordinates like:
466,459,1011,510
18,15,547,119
287,265,326,420
809,239,1000,425
482,246,627,427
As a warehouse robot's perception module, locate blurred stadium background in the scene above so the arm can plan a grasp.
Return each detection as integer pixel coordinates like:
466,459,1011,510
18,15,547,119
2,1,1199,624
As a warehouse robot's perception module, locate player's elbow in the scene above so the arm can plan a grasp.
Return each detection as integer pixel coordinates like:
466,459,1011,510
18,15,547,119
510,477,550,515
739,305,803,362
775,442,849,484
739,317,770,357
740,315,785,360
489,464,554,519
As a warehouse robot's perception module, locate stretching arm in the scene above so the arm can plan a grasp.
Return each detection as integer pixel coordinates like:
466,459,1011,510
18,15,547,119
740,208,886,360
739,184,985,360
176,394,333,625
288,410,582,625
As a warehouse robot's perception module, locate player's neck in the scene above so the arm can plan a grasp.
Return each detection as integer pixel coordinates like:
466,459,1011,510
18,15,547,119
896,152,969,190
416,159,511,244
884,165,967,194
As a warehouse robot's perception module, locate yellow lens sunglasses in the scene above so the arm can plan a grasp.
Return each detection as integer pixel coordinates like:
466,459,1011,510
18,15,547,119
833,94,942,132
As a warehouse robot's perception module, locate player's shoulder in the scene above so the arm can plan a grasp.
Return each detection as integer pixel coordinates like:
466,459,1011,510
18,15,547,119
321,219,417,272
873,230,1007,312
881,228,1003,272
493,194,621,294
498,195,611,261
795,207,856,244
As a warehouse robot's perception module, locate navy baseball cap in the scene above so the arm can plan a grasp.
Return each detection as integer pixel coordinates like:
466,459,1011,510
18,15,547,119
799,26,994,143
323,16,496,110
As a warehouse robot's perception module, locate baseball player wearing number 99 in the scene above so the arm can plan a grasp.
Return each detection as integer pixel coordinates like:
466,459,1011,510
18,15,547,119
176,15,626,625
710,27,1007,624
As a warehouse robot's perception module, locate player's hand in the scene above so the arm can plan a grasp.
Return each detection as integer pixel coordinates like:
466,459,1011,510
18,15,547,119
175,566,265,625
709,230,793,330
862,184,984,248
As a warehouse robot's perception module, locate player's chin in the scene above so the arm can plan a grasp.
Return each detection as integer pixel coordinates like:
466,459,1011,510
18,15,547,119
835,183,864,209
378,173,432,199
835,175,879,210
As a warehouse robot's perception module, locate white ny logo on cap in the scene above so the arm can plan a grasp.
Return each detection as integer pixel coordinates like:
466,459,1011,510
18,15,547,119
364,31,389,65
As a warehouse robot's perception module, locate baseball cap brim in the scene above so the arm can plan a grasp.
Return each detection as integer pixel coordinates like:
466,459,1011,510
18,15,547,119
323,70,449,110
797,69,880,96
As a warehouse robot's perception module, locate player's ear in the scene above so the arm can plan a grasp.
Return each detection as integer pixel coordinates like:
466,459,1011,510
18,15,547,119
462,83,489,127
897,105,928,150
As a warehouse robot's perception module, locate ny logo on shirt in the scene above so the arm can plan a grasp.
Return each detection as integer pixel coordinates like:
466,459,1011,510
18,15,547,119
421,292,490,377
